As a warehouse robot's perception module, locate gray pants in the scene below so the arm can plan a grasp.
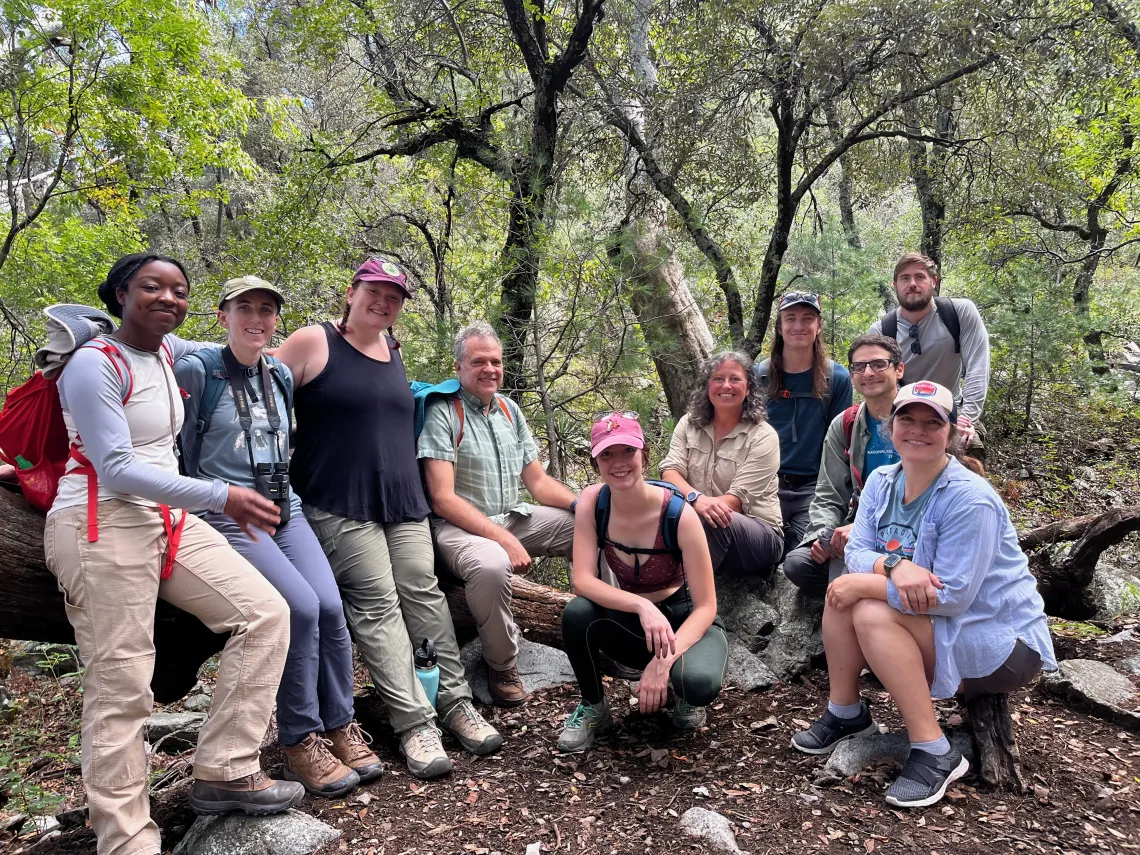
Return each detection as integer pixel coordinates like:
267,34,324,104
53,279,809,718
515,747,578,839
782,544,845,598
203,510,355,746
304,506,472,734
778,478,817,557
433,507,575,671
703,513,783,577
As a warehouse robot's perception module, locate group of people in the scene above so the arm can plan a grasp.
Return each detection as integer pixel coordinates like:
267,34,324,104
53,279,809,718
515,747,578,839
32,249,1055,855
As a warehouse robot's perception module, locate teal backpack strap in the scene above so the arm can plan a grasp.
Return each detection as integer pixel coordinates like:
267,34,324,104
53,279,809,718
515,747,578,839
187,348,227,478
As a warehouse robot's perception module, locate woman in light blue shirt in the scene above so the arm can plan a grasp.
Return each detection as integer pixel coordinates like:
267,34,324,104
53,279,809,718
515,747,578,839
790,381,1055,809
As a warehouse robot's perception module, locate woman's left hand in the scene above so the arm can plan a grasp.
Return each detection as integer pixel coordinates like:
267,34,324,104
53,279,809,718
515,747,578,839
638,656,671,714
825,574,871,611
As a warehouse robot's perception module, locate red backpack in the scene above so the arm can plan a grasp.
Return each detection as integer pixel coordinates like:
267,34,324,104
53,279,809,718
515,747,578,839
841,404,863,491
0,341,179,571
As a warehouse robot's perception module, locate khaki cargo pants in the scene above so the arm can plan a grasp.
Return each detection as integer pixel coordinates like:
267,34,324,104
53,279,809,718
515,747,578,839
44,500,290,855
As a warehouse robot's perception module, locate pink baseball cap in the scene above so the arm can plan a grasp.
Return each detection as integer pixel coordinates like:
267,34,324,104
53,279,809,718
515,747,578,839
590,412,645,457
352,256,413,298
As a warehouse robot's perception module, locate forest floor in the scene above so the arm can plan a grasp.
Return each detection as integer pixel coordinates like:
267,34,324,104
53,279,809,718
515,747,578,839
3,398,1140,854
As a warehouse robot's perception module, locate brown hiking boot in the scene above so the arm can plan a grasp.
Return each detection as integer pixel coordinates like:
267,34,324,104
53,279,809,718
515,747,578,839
326,721,384,783
488,664,528,707
282,733,360,798
188,771,305,816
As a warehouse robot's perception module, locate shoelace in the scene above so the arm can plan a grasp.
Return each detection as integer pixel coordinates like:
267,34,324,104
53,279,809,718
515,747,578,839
565,702,594,729
299,735,342,775
676,699,700,715
498,669,524,688
452,702,485,730
338,722,374,758
407,724,443,754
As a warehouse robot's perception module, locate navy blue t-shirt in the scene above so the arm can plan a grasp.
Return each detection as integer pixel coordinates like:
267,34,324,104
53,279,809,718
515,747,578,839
763,361,853,478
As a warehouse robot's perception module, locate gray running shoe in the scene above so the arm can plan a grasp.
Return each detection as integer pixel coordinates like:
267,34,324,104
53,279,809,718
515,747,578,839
791,701,877,755
672,697,707,730
885,747,969,808
557,701,612,753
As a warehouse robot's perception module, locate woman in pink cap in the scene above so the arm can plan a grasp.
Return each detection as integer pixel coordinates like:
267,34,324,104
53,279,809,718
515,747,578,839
556,412,726,753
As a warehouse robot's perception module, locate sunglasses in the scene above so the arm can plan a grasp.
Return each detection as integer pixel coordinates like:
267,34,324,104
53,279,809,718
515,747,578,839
778,291,821,312
593,410,640,422
908,325,921,356
850,358,900,374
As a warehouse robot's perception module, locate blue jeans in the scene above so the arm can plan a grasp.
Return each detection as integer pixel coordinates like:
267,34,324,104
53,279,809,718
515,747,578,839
203,510,355,746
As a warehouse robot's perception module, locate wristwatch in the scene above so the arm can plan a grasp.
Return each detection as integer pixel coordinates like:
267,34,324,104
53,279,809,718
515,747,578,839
883,553,904,575
569,498,578,514
686,490,703,505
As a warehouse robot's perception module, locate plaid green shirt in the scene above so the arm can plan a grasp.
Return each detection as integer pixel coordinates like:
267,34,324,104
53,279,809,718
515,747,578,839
417,386,539,522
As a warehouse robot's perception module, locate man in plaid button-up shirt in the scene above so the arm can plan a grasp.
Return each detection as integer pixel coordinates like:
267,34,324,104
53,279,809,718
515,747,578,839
419,323,578,706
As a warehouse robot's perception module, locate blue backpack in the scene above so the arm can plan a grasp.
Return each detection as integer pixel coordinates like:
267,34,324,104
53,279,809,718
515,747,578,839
411,378,516,447
182,348,293,478
594,479,686,561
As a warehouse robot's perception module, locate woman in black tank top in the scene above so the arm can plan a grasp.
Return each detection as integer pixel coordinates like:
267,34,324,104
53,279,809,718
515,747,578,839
276,258,500,780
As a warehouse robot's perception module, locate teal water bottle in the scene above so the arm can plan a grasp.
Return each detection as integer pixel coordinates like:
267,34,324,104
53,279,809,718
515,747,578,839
414,638,439,708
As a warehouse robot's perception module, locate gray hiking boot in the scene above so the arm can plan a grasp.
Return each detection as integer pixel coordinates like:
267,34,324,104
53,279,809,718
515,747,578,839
672,697,707,730
557,701,612,754
441,699,503,756
398,723,453,779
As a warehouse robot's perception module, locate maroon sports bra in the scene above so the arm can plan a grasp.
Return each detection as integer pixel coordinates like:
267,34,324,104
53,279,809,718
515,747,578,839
602,490,686,594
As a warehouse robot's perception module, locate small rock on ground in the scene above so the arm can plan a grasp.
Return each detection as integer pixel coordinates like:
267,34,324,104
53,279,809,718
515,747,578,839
183,693,213,712
1119,654,1140,676
11,642,80,677
679,807,746,854
146,712,207,753
825,731,974,778
1038,659,1140,730
461,637,575,705
172,809,339,855
724,632,777,692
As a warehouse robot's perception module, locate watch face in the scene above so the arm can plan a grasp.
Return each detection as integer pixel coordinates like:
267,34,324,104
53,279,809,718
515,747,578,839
885,554,902,567
687,491,699,503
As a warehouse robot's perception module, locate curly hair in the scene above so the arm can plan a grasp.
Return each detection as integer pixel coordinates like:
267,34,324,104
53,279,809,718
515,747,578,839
687,351,767,427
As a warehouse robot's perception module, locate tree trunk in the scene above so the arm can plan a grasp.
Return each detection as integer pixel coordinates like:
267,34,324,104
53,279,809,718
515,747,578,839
965,693,1027,793
824,100,861,251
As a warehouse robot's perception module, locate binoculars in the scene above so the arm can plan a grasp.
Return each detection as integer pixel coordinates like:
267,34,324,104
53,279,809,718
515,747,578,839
254,461,291,525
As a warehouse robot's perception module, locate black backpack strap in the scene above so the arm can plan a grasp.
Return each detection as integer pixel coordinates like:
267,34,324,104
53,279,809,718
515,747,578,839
881,308,899,342
933,296,961,354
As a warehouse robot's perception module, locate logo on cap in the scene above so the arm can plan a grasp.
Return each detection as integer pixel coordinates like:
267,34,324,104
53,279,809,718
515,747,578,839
912,381,938,397
382,261,401,276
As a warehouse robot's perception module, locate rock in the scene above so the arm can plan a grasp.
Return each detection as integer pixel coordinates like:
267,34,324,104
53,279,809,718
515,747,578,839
825,731,974,778
1089,562,1140,618
172,810,339,855
714,576,779,645
1075,465,1097,481
29,816,60,836
0,684,16,724
679,807,745,854
724,632,777,692
461,637,575,705
183,693,213,712
1098,628,1135,645
146,712,207,753
1038,659,1140,730
757,573,824,679
0,814,28,834
11,642,80,677
1084,437,1114,455
1119,654,1140,676
55,805,88,829
1017,468,1031,480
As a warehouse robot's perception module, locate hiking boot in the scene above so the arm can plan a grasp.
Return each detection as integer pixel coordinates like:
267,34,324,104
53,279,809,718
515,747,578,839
441,700,503,756
399,723,453,779
326,721,384,784
885,747,969,808
557,701,612,754
188,771,305,816
791,701,877,755
672,698,707,731
488,664,528,707
282,733,360,798
599,652,643,681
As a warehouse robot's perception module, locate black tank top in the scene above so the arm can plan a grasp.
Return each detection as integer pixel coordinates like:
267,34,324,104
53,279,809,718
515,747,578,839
291,322,430,523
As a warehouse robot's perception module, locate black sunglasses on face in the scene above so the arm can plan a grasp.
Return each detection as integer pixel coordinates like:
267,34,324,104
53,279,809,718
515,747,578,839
850,358,899,374
908,325,921,356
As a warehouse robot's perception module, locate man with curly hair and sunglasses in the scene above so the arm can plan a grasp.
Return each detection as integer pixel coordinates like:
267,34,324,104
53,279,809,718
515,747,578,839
868,253,990,453
419,323,578,707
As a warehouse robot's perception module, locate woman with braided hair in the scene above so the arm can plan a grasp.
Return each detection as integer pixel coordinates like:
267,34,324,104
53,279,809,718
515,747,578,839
45,253,303,855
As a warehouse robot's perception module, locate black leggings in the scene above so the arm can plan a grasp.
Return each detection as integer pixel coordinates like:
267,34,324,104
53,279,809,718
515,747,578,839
561,586,728,706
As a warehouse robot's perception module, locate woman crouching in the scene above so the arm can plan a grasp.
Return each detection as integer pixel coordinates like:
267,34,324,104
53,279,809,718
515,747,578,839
791,382,1056,808
557,412,727,753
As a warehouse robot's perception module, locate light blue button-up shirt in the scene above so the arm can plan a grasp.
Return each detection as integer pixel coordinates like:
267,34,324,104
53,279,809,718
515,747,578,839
845,457,1057,698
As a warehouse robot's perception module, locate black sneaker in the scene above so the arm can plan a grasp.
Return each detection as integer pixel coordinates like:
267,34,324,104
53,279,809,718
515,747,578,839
884,747,969,808
790,701,877,755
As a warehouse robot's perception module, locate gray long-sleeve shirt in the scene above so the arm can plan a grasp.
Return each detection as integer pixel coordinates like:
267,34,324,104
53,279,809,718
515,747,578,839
868,297,990,422
49,334,229,516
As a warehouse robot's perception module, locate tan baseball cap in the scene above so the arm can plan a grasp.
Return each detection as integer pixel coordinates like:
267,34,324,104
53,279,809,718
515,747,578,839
892,381,956,422
218,275,284,310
